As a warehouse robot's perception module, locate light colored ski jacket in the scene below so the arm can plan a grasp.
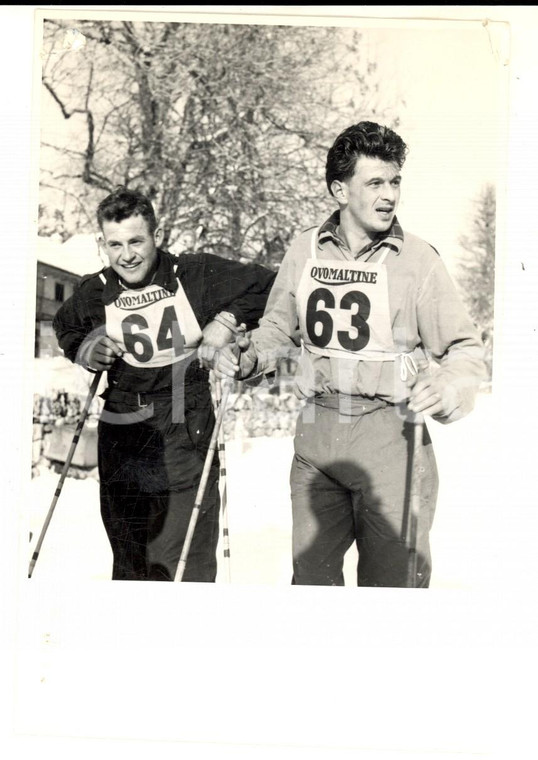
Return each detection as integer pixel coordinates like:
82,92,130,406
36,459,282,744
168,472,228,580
250,212,486,424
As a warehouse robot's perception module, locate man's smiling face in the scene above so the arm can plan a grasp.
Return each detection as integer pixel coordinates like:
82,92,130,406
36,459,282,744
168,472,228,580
100,214,163,287
336,156,402,240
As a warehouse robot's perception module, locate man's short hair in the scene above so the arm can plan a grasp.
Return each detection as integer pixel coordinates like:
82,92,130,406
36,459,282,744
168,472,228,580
325,121,408,195
97,187,158,234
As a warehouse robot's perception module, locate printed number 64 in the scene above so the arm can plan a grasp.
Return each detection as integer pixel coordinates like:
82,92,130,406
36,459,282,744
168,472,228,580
122,305,184,362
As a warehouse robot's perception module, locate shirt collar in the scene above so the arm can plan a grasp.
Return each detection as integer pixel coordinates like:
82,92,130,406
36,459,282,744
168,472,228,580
101,250,178,304
318,210,404,258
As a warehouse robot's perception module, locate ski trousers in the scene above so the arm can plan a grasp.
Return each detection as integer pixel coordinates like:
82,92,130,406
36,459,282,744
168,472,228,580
290,397,439,587
98,394,219,581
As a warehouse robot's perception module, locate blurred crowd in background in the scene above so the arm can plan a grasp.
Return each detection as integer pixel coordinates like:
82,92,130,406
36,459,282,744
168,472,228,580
32,374,305,479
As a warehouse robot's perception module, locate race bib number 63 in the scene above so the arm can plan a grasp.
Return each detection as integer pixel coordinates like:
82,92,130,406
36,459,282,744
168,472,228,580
297,260,395,360
306,287,371,352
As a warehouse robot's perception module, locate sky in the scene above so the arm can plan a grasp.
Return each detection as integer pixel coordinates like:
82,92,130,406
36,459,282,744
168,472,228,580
362,23,503,273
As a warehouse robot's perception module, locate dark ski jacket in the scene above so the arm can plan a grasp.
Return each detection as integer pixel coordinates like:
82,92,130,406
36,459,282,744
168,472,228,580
53,249,276,399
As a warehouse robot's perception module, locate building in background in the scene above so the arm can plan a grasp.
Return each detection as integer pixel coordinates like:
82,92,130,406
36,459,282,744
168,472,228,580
35,235,104,357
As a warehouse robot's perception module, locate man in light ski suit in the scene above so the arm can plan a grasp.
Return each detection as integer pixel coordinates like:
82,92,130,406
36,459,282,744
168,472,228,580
210,121,486,587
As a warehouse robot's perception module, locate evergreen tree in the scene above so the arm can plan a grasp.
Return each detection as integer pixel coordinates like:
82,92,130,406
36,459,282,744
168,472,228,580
456,183,496,379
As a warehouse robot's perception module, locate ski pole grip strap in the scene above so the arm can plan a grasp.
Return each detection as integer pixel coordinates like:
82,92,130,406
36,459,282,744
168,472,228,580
213,313,246,337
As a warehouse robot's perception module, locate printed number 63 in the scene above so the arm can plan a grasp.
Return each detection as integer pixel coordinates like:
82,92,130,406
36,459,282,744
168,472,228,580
306,287,371,351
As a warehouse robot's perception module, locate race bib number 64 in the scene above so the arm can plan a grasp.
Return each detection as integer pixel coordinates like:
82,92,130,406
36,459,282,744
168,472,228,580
105,282,203,368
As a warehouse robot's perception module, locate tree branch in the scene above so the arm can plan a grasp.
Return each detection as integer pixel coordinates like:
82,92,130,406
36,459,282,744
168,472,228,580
41,141,86,157
261,108,330,151
42,79,86,120
39,182,97,233
84,62,94,110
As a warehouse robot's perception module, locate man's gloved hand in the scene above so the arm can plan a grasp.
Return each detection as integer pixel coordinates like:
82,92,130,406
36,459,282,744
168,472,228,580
408,367,458,418
210,333,257,381
198,318,237,369
82,335,124,371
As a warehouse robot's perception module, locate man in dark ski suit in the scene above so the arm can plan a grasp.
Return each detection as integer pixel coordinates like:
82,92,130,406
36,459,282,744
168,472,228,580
54,188,275,581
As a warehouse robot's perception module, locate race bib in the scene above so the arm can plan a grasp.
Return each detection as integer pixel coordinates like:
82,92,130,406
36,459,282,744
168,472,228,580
297,258,396,360
105,281,202,368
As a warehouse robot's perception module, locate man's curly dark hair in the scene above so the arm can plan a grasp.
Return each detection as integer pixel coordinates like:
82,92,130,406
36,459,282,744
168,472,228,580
97,187,158,234
325,122,408,196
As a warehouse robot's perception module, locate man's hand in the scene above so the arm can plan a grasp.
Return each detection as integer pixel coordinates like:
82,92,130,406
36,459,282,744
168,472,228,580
212,335,256,380
408,369,456,418
197,319,236,369
85,335,124,371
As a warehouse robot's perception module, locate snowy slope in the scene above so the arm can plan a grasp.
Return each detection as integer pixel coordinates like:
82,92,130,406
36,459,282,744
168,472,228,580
25,393,498,590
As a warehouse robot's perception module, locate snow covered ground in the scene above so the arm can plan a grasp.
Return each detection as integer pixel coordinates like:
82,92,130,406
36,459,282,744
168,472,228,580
25,392,499,590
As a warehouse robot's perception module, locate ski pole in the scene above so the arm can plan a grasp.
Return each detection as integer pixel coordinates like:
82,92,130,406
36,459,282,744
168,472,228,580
407,411,424,588
174,376,234,582
28,370,103,578
175,328,245,582
214,376,232,583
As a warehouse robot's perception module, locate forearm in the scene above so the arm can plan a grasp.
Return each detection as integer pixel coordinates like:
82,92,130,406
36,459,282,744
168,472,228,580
417,260,487,422
53,292,109,370
248,249,302,375
251,317,301,376
54,321,103,366
202,256,276,329
429,343,487,423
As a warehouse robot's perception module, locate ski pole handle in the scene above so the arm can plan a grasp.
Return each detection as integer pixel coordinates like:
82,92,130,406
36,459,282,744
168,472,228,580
220,323,247,389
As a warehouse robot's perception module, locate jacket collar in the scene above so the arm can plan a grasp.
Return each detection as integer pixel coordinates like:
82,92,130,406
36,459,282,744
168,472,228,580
318,210,404,259
101,250,179,304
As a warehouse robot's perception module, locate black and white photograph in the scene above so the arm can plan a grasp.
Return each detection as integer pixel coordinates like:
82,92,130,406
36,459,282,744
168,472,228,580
2,5,537,759
29,9,502,588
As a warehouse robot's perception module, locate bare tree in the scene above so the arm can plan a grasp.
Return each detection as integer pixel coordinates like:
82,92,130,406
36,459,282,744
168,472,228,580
456,183,496,379
40,18,401,265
